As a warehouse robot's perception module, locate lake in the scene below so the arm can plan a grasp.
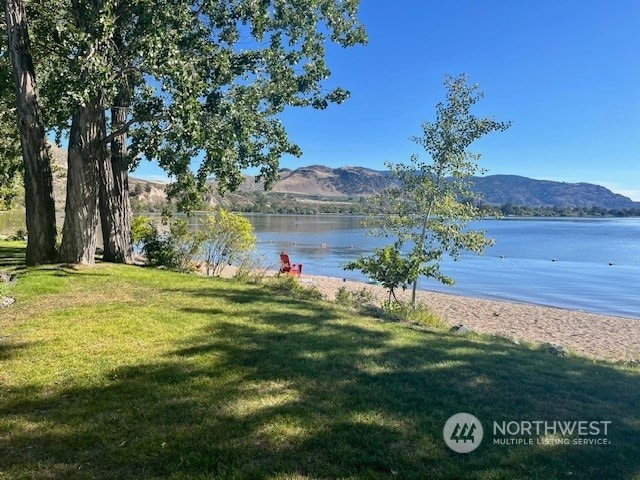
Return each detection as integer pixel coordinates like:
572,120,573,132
2,211,639,318
244,214,640,319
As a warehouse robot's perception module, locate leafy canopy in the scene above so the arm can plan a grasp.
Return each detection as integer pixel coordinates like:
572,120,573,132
25,0,367,212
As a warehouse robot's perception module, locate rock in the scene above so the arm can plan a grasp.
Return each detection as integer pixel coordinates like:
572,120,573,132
0,271,17,284
0,296,16,308
449,324,471,335
547,343,568,357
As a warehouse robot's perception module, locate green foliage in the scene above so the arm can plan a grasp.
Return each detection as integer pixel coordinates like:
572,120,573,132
334,286,374,309
198,209,257,276
344,244,419,302
131,215,154,247
140,219,201,272
23,1,366,213
139,224,176,269
233,252,272,284
334,286,352,306
382,300,447,329
268,274,324,301
0,50,23,210
348,74,510,307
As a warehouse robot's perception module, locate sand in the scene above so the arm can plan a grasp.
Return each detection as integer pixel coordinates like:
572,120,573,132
218,266,640,362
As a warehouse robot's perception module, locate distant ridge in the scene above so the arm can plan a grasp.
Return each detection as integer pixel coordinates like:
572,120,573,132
237,166,639,210
470,175,639,210
48,148,640,211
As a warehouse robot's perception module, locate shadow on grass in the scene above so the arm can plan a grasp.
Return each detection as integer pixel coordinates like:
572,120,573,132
0,243,27,269
1,281,639,479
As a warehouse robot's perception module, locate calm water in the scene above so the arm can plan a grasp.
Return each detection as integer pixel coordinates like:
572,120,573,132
246,214,640,319
2,211,639,318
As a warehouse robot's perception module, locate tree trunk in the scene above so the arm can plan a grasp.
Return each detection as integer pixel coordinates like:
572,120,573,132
5,0,57,265
59,99,106,265
98,91,133,263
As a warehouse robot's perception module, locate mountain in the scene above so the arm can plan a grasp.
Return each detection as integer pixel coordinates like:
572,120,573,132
47,151,639,211
238,166,638,210
234,165,394,197
470,175,639,210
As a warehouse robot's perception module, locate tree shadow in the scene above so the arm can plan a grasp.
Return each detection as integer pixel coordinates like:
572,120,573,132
1,287,639,479
0,244,27,269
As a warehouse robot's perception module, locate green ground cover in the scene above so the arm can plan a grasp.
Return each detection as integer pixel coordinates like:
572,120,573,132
1,242,639,479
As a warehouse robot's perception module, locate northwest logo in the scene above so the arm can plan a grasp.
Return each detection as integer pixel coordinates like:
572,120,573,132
443,413,484,453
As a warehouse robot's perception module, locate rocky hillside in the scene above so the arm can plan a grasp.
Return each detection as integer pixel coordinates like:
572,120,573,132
271,165,394,196
471,175,638,209
238,166,638,209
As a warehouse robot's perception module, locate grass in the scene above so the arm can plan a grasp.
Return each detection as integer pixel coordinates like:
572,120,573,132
1,242,639,479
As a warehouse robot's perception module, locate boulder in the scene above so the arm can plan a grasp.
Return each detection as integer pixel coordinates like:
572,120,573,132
547,343,568,357
449,324,471,335
0,296,16,308
0,271,17,284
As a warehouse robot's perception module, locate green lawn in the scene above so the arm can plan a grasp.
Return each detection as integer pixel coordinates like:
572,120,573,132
1,242,639,479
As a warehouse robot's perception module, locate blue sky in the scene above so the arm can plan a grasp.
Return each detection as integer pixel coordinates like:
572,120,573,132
134,1,640,200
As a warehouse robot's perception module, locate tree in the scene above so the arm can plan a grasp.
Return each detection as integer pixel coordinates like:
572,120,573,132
199,209,256,276
0,51,23,210
4,0,57,264
23,0,366,265
347,74,510,308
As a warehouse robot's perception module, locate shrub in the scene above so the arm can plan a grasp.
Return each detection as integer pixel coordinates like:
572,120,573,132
198,209,256,276
268,274,324,301
140,219,201,272
131,215,154,248
382,300,446,329
233,252,272,284
335,286,374,309
9,229,27,241
335,286,352,307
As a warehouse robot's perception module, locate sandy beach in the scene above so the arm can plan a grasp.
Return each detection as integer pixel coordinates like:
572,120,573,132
295,273,640,362
218,264,640,362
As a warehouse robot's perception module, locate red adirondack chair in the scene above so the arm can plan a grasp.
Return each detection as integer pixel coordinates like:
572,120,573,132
279,251,302,277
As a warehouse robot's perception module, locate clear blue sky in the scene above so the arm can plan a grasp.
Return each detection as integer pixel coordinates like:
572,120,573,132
134,1,640,200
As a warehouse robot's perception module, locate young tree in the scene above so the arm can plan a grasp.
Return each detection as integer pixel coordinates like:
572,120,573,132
347,74,510,307
199,209,256,276
4,0,57,264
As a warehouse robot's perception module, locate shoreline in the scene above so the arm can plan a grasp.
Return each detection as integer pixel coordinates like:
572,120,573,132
220,266,640,362
302,273,640,362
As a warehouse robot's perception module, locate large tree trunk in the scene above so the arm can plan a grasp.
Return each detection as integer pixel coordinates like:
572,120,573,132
59,99,106,265
5,0,57,265
98,91,133,263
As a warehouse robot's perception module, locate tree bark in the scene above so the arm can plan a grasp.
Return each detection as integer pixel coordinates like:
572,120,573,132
59,99,106,265
5,0,57,265
98,91,133,263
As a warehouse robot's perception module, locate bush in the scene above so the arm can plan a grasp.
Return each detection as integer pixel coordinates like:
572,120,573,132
131,216,154,248
199,209,256,276
335,286,373,309
382,300,446,329
233,253,272,284
9,229,27,241
268,274,324,301
140,219,201,272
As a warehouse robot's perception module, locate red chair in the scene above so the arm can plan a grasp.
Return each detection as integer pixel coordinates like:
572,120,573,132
279,251,302,277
